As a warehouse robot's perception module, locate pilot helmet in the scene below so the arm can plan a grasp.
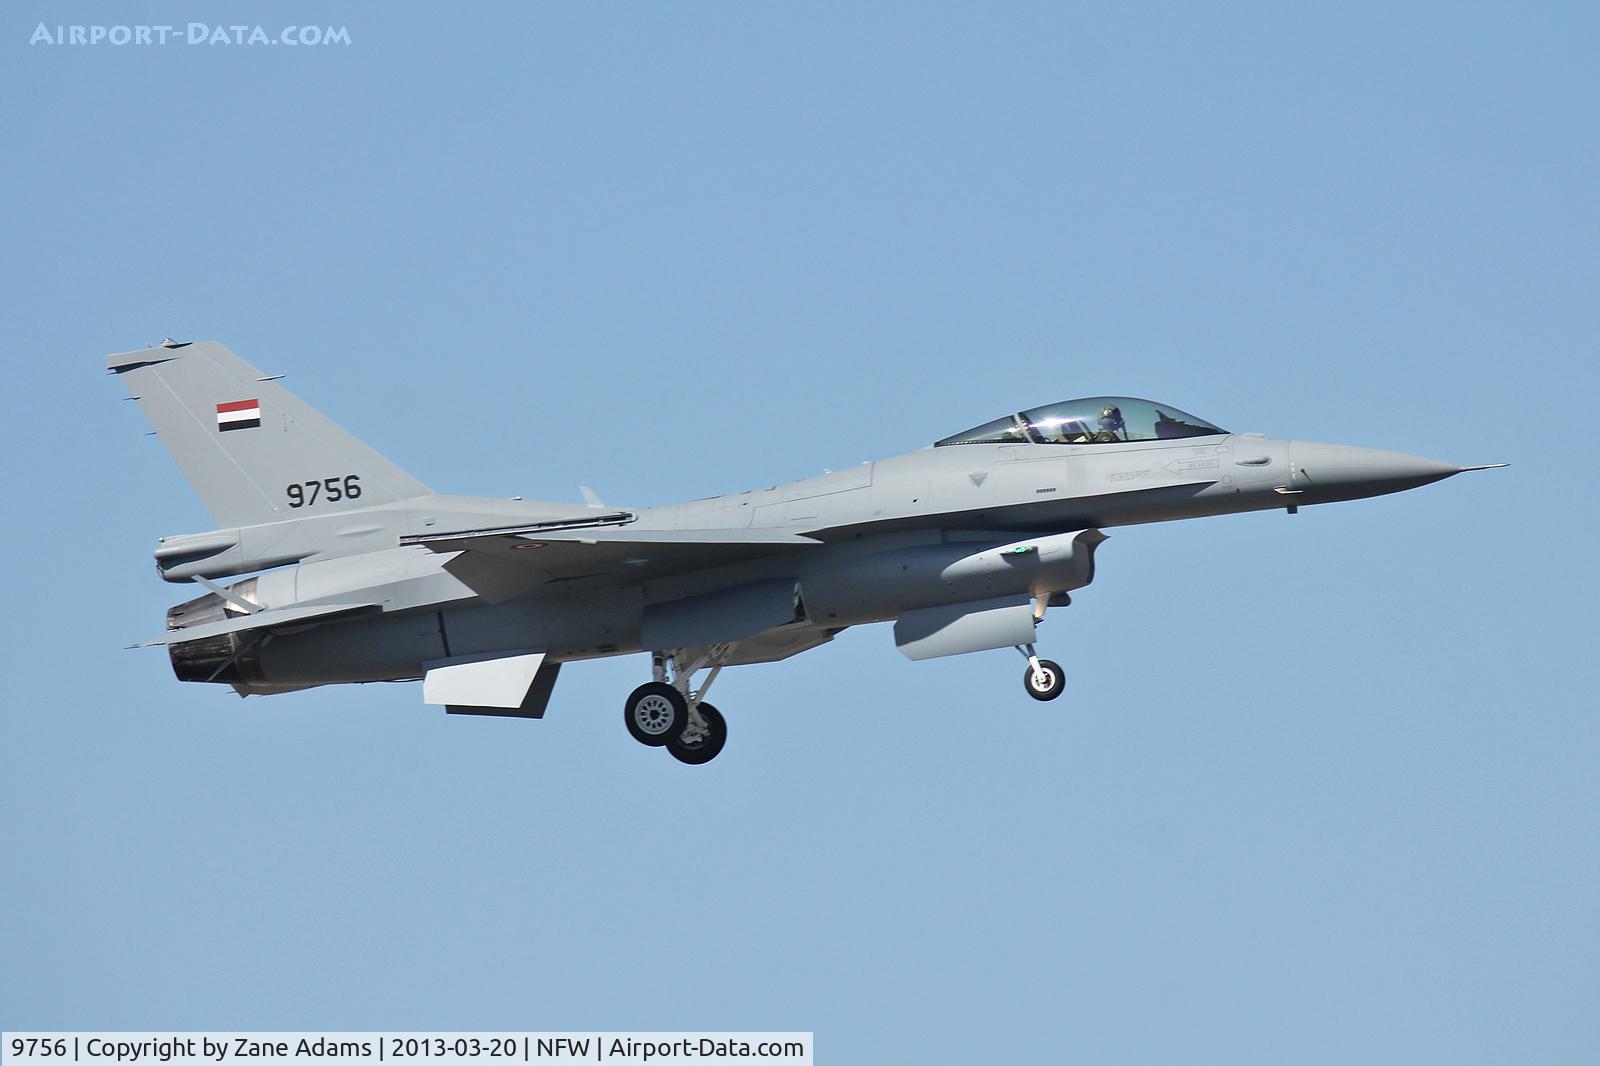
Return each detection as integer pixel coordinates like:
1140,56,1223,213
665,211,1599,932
1098,404,1125,433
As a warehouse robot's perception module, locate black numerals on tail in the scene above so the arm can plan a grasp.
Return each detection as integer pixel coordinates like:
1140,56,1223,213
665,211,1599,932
286,474,362,509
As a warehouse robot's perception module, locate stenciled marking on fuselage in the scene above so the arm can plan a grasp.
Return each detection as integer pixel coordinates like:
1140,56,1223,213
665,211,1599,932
285,474,362,509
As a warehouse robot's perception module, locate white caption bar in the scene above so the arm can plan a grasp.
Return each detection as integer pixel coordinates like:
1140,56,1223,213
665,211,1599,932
2,1035,812,1066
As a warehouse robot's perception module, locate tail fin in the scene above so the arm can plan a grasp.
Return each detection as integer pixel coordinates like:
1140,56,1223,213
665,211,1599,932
108,339,430,527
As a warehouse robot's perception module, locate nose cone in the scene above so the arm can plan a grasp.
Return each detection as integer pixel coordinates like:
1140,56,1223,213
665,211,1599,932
1289,441,1463,503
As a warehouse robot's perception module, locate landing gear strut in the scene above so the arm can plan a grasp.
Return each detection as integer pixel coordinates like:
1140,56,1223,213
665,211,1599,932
1017,643,1064,701
623,645,734,765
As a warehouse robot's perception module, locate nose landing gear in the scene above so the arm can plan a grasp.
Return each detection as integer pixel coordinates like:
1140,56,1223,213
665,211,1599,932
623,644,734,765
1017,642,1065,701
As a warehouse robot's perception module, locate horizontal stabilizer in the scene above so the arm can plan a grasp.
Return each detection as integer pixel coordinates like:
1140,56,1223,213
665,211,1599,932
137,600,381,647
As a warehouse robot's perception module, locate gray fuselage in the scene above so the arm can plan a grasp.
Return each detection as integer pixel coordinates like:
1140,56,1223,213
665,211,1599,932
167,430,1459,694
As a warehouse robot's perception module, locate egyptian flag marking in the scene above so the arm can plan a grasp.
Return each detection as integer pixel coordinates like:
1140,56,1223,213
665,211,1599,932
216,398,261,431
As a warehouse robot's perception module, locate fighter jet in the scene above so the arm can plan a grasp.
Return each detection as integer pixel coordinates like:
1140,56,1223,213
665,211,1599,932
110,340,1504,764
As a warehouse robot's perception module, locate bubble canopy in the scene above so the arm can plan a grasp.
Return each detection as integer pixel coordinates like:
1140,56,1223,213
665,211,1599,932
935,396,1227,447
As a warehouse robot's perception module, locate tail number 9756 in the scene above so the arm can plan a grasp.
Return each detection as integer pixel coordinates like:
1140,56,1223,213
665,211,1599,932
287,474,362,508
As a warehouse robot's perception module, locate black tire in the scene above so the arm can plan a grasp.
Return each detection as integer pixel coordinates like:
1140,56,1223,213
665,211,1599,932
667,703,727,766
1023,659,1065,701
624,682,688,746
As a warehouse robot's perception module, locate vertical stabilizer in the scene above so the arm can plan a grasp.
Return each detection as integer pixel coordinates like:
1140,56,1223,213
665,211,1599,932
108,340,430,527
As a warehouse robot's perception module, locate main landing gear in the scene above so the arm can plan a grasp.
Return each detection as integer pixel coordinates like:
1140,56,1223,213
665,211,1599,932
623,644,733,765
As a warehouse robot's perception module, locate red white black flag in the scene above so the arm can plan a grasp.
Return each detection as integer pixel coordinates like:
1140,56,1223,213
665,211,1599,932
216,399,260,431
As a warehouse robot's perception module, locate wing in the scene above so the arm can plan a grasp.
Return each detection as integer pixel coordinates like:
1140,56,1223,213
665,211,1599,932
405,525,823,602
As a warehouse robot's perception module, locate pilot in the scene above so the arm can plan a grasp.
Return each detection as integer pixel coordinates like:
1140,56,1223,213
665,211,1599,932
1093,404,1126,442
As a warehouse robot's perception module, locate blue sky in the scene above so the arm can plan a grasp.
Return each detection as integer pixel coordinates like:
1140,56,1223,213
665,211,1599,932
2,2,1596,1062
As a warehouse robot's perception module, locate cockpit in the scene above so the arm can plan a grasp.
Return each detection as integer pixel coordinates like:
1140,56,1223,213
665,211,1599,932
935,396,1226,447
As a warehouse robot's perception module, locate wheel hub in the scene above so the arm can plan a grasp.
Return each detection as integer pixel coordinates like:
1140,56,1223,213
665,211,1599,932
633,695,677,734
